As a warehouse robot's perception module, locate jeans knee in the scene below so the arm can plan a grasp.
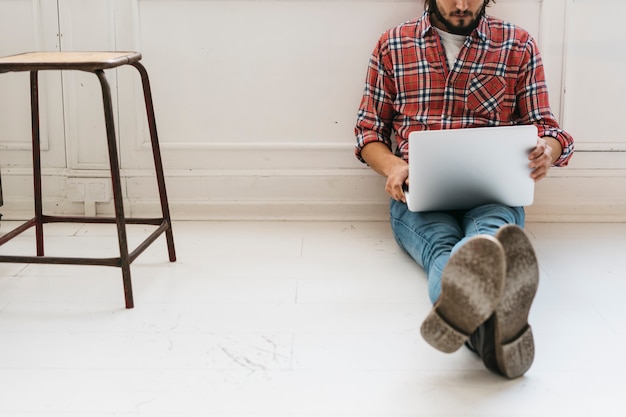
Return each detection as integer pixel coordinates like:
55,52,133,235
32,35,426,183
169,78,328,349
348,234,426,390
463,204,525,236
390,200,462,272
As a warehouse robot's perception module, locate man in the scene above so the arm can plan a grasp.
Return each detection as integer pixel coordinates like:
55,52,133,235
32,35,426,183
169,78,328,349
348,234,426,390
354,0,574,378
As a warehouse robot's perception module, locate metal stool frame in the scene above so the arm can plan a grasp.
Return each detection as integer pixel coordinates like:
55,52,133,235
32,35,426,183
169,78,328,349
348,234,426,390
0,52,176,309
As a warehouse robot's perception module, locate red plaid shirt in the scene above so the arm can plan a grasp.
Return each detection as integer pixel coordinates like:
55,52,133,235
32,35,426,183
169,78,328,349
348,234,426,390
355,12,574,166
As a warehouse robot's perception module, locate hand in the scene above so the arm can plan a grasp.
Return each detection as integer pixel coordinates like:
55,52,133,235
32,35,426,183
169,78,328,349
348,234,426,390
385,163,409,202
360,142,410,203
528,137,559,182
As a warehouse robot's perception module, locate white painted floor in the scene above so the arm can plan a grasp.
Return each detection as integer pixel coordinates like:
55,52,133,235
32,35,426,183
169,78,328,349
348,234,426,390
0,220,624,416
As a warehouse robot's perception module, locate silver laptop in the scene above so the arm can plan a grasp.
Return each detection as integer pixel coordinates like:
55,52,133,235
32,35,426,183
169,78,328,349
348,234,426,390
405,125,537,212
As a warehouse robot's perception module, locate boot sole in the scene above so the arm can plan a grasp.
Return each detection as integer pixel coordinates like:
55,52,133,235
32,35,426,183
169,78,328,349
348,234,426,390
493,225,540,378
421,236,505,353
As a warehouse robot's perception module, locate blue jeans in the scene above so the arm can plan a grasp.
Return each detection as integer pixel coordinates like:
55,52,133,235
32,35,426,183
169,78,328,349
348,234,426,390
390,200,525,304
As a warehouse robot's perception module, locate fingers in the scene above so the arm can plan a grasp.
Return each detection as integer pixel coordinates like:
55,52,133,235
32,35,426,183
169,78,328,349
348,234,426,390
386,179,407,202
385,164,409,202
530,163,549,181
529,139,553,182
385,175,408,202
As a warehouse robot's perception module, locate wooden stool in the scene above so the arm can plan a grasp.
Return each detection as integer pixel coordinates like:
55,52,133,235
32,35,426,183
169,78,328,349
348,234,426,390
0,52,176,309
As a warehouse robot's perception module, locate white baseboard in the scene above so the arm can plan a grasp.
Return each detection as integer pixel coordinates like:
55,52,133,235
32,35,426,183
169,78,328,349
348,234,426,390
1,158,624,223
3,197,625,223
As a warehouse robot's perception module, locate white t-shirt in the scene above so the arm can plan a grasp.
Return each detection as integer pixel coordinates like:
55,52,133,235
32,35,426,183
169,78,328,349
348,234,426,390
435,28,467,70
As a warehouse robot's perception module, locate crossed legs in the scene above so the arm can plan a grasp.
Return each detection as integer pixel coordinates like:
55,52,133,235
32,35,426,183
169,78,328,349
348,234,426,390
390,201,538,378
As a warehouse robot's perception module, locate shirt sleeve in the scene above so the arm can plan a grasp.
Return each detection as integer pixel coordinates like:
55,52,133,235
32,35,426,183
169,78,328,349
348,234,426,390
515,36,574,167
354,34,398,163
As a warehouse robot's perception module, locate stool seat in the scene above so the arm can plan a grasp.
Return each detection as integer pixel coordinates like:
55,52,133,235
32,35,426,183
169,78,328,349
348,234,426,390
0,51,176,308
0,51,142,72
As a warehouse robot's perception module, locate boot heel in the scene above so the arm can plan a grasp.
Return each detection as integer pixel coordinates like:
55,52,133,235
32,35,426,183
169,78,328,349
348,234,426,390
420,310,469,353
497,325,535,379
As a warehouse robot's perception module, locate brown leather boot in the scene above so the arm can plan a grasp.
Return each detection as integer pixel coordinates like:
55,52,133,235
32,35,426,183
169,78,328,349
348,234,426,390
473,225,539,379
421,235,506,353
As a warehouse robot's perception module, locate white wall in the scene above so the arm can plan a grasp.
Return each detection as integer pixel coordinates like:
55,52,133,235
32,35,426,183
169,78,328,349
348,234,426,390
0,0,624,221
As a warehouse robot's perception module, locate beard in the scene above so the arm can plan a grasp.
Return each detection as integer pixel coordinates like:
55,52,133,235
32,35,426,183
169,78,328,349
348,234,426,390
430,1,486,36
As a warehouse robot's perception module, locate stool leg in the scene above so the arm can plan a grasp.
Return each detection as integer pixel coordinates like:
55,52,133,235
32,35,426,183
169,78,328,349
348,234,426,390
30,71,44,256
95,69,134,309
131,62,176,262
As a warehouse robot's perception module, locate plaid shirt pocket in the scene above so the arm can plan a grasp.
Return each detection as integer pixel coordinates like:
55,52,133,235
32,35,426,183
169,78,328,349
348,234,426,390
465,74,507,115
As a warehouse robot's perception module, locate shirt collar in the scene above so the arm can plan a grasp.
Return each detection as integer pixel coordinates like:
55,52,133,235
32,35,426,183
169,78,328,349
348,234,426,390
475,15,489,42
420,10,489,42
